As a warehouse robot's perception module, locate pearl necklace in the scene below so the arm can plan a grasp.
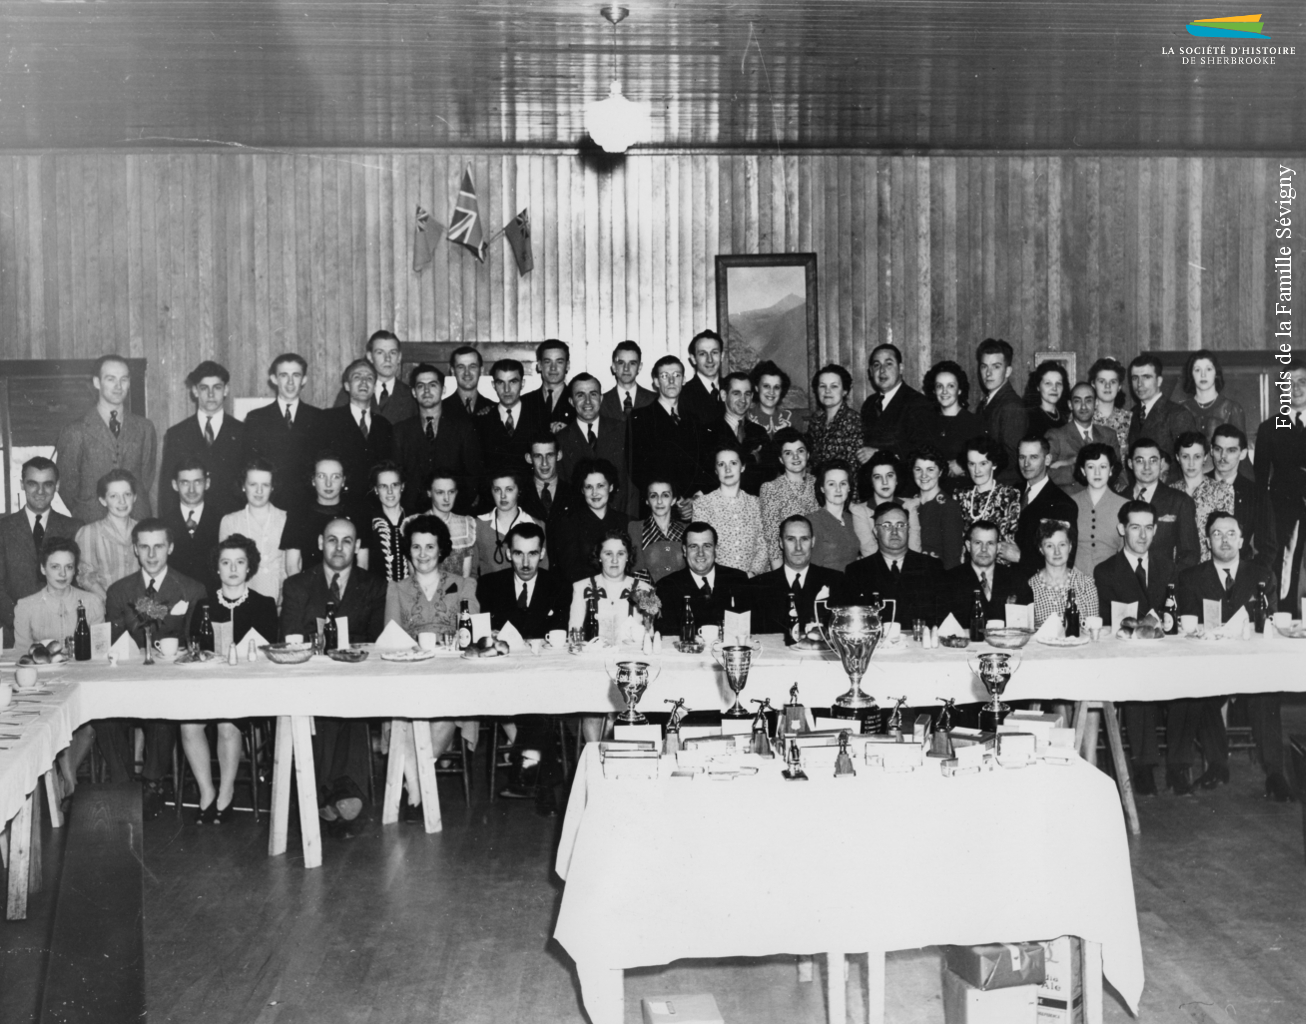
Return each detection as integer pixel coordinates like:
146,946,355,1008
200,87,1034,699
216,587,249,610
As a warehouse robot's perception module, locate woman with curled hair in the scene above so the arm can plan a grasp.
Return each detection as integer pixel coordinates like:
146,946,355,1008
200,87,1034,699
809,460,862,572
1089,357,1132,453
856,450,921,556
567,530,654,645
906,447,965,569
1024,360,1071,438
74,469,140,599
806,364,865,501
474,470,548,577
181,534,279,824
1179,349,1246,442
552,458,630,583
956,437,1022,565
922,360,985,482
629,478,687,583
384,514,480,821
1070,442,1127,573
690,443,770,577
759,428,820,569
748,360,805,437
1173,431,1235,561
220,458,294,608
1029,519,1098,628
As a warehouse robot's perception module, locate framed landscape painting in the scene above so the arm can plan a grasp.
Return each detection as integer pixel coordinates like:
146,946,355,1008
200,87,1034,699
715,254,819,412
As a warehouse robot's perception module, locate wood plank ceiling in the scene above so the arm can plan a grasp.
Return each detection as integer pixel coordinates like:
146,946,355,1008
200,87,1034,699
1,0,1302,152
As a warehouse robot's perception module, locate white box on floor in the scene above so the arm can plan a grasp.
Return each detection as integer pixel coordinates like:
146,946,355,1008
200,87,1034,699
1037,936,1084,1023
941,966,1038,1023
641,993,724,1024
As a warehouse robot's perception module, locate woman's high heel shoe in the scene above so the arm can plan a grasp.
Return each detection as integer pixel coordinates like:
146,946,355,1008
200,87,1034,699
196,800,218,825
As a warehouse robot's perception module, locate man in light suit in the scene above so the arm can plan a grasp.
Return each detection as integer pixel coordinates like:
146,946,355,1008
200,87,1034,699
1013,436,1079,575
520,339,575,433
102,518,208,817
54,354,158,523
975,338,1028,486
391,363,483,516
1093,500,1179,796
556,374,628,500
0,457,83,646
241,352,325,521
749,515,845,635
1177,512,1289,800
160,360,246,519
320,358,396,496
1047,383,1119,491
600,341,656,422
1125,353,1197,473
280,517,388,830
332,330,418,425
1127,438,1200,571
655,522,753,635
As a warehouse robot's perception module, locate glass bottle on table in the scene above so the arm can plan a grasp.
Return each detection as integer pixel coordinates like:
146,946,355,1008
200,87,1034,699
1252,581,1268,635
785,591,801,646
680,594,696,646
1162,584,1179,635
457,600,473,651
195,601,216,653
322,600,339,652
1063,586,1081,638
582,589,600,642
969,589,986,643
73,601,92,661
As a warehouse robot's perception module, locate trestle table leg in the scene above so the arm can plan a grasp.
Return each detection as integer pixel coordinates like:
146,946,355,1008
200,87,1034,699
1101,702,1141,835
411,721,443,834
268,715,293,858
826,950,847,1024
5,793,33,920
43,771,63,828
290,716,322,869
381,719,409,825
865,950,885,1024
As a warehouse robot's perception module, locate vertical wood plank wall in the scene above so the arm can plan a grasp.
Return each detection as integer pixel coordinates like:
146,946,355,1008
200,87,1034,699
0,151,1291,431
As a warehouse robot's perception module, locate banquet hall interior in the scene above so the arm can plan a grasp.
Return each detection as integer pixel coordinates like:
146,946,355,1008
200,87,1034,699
0,1,1305,1022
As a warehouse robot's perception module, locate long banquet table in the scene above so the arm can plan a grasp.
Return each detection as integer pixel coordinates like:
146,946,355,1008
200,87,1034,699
554,743,1145,1024
1,631,1301,874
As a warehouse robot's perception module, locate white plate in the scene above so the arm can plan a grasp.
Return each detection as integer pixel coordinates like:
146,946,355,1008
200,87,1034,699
379,647,437,662
1037,635,1090,648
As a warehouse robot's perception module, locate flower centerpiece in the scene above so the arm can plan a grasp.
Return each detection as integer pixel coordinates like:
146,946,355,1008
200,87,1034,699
629,586,663,651
133,596,170,665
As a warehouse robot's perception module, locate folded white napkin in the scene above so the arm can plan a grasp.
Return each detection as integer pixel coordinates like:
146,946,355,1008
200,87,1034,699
1111,601,1138,627
1004,604,1034,630
471,612,493,642
1217,606,1249,638
937,613,965,637
723,609,751,645
1033,613,1063,641
1203,599,1223,630
374,619,418,651
109,631,140,662
497,620,526,652
242,628,271,657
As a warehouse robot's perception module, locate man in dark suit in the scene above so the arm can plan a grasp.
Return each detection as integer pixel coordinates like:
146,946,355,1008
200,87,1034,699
1127,438,1200,571
656,522,752,635
975,338,1028,486
320,358,396,495
842,502,946,624
1125,354,1197,471
600,341,656,422
280,517,388,829
476,359,547,492
519,435,574,526
101,518,208,816
241,352,325,520
944,519,1034,628
857,343,932,463
1177,512,1289,800
1013,436,1079,575
160,360,246,519
474,523,569,804
1211,424,1272,565
703,373,770,495
1093,500,1178,796
678,330,726,426
0,457,82,646
1253,360,1306,598
557,373,629,500
1047,383,1120,491
631,355,713,508
749,515,845,635
520,339,575,433
332,330,418,425
392,363,484,516
160,457,221,592
443,345,497,424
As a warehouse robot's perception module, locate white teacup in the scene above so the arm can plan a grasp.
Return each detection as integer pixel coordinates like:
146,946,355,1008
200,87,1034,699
154,637,180,659
14,665,39,690
1272,612,1292,633
1179,615,1199,635
418,631,438,651
1085,615,1103,641
697,625,721,645
884,621,902,642
546,629,567,648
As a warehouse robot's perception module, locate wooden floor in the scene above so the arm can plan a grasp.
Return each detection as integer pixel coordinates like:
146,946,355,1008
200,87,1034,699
3,754,1306,1024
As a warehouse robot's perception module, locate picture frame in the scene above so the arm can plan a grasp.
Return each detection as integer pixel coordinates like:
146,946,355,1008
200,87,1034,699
715,254,819,411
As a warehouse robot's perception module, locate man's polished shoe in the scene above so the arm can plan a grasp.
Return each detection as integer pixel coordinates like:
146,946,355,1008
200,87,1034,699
142,782,165,821
399,791,422,823
1196,763,1230,791
1131,764,1157,797
1265,772,1295,802
1166,767,1193,796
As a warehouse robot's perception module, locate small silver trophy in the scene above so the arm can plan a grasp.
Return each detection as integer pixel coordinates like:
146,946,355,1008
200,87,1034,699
967,651,1023,731
749,698,774,758
834,730,856,777
711,640,763,718
663,697,687,754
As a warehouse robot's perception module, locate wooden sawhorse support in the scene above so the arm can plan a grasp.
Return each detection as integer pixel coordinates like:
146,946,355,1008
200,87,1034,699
381,719,443,833
2,771,62,920
267,715,323,869
1072,700,1141,836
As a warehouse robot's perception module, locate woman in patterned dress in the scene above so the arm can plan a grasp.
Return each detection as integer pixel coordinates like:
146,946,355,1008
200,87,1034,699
956,437,1022,566
1088,357,1132,455
690,443,770,577
629,478,687,583
74,469,140,601
758,427,820,569
1174,431,1235,561
368,462,410,583
806,364,866,502
1030,520,1099,628
1179,349,1246,443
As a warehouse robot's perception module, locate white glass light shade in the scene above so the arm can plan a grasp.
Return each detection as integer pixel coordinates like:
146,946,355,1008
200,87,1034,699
585,80,651,153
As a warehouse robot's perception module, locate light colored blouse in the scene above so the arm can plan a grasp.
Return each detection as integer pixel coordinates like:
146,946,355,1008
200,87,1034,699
759,473,820,567
690,488,771,577
1031,568,1100,627
384,572,479,636
567,574,648,644
14,586,105,651
219,505,289,607
1072,487,1127,574
74,516,138,600
431,510,477,577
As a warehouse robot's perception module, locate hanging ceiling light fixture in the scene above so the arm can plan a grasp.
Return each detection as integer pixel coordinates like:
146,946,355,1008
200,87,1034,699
585,5,651,154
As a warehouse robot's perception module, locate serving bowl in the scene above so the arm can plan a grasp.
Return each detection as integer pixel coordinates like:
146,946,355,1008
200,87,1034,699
983,627,1034,650
260,642,315,665
939,634,970,649
326,646,370,663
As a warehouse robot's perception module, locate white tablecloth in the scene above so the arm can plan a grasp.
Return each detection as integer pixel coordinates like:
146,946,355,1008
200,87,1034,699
554,747,1145,1021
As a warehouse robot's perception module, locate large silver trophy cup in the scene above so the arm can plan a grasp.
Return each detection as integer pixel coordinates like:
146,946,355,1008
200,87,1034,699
967,651,1022,731
711,641,763,717
606,658,661,724
817,605,882,710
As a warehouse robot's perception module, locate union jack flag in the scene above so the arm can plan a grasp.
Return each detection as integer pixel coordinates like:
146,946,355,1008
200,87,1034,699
447,167,486,263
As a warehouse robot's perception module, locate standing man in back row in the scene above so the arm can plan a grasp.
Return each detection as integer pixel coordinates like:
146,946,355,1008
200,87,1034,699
160,360,246,520
333,329,417,425
521,339,575,433
857,343,932,464
601,341,656,422
975,338,1027,487
679,330,726,426
55,354,158,523
443,346,496,423
242,352,324,521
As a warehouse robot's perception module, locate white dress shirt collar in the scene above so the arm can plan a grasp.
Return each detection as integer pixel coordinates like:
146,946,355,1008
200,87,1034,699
323,564,352,594
1140,394,1162,419
279,398,299,420
1025,476,1050,504
199,409,226,436
878,381,903,407
141,566,170,592
514,574,537,604
1125,551,1149,574
784,566,805,589
24,507,47,531
691,567,717,591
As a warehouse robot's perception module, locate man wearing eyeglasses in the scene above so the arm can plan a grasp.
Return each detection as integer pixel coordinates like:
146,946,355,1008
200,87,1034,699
842,501,945,624
1177,513,1289,800
631,355,712,512
391,363,483,515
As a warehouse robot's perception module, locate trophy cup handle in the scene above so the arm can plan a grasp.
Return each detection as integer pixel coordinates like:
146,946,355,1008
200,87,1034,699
1007,651,1023,674
966,654,981,678
881,598,897,624
710,640,724,668
648,662,662,685
751,639,764,657
813,602,831,646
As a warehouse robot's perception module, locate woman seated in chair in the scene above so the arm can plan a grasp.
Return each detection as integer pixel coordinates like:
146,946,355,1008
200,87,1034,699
384,515,479,821
181,534,279,824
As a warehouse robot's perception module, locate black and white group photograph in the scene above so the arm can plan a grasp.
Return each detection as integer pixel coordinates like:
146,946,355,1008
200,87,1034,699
0,2,1302,1023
